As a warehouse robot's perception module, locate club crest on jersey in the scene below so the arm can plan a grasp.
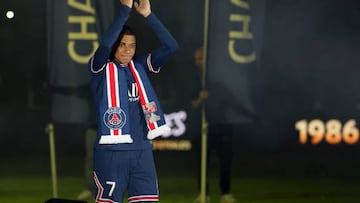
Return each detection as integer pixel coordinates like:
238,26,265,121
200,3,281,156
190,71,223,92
142,101,160,123
103,107,126,129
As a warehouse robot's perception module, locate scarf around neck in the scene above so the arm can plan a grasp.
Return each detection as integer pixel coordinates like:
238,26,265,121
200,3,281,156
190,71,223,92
99,60,170,144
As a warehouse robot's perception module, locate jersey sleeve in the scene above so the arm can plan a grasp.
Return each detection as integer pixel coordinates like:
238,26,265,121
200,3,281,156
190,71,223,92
89,5,131,73
144,13,178,72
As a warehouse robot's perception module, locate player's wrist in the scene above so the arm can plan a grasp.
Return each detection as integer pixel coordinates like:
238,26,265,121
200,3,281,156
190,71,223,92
143,11,152,18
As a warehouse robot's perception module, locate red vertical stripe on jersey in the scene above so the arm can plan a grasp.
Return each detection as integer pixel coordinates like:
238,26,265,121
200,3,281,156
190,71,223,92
128,62,156,130
108,63,119,135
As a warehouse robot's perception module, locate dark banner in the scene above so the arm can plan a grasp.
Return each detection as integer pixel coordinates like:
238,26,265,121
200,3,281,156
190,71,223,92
45,0,360,153
205,0,266,124
47,0,114,123
255,0,360,150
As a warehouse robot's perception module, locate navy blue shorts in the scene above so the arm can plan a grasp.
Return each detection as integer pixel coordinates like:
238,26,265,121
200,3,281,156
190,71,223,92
93,149,159,203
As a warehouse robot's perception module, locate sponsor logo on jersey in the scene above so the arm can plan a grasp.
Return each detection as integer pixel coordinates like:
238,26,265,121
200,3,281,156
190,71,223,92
128,83,140,102
143,101,161,123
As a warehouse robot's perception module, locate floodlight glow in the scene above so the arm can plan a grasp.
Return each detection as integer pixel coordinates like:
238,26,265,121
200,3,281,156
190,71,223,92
6,10,15,19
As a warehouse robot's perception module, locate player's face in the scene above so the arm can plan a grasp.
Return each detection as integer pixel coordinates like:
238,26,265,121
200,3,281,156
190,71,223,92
115,34,136,65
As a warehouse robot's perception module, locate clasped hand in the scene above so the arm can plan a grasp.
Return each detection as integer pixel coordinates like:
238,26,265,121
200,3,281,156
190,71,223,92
120,0,152,17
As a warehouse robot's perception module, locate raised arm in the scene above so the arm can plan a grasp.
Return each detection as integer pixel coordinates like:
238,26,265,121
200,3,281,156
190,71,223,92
134,0,152,18
90,0,133,71
136,0,178,70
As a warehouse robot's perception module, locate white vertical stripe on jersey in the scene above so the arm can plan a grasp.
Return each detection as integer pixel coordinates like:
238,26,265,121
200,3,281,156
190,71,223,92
129,61,159,129
130,61,149,103
106,63,122,136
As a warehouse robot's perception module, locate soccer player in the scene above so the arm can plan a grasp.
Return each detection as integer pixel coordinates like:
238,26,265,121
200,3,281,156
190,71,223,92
88,0,178,202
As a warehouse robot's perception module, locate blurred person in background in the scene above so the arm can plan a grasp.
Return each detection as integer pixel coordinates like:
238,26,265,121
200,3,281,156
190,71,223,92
191,47,237,203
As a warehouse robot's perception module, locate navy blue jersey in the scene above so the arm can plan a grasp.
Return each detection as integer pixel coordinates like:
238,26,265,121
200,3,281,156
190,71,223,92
88,5,178,151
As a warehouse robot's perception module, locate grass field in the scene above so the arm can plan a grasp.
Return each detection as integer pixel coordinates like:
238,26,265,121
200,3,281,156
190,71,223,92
1,151,360,203
1,175,360,203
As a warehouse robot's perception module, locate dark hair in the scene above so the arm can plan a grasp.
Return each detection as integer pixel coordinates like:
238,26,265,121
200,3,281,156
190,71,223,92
110,25,136,59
